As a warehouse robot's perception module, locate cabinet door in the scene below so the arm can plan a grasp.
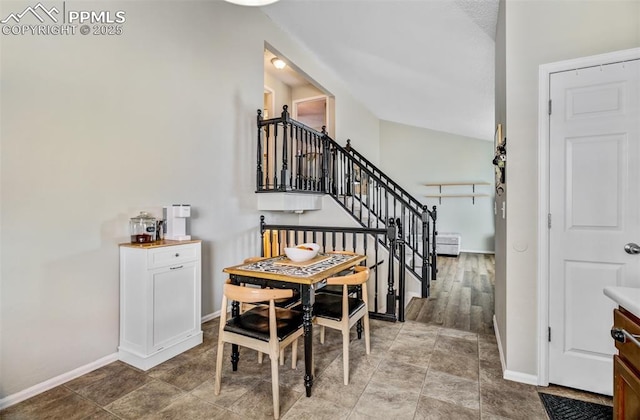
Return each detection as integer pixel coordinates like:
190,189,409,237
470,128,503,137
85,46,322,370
150,261,199,351
614,355,640,419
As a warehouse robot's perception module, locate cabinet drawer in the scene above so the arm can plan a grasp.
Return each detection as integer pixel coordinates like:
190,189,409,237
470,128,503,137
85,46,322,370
148,244,198,268
614,308,640,373
614,355,640,419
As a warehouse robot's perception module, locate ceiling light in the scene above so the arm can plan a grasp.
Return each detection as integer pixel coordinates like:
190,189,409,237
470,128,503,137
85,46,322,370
224,0,280,6
271,57,286,70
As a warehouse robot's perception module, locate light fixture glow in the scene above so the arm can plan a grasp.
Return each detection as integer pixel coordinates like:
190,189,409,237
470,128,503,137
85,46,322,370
271,57,286,70
224,0,280,6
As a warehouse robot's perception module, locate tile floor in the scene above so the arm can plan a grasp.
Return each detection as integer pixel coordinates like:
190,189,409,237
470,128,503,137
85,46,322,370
0,316,612,419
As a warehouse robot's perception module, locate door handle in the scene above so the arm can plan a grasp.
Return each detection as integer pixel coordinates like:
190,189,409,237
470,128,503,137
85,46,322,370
611,328,640,348
624,243,640,254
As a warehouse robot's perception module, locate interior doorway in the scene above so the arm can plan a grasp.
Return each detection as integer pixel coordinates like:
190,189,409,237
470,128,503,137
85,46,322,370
292,96,328,132
538,47,640,395
263,87,274,119
263,44,335,137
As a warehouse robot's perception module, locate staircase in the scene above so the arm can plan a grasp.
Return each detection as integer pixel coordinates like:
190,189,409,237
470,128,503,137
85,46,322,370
256,105,438,299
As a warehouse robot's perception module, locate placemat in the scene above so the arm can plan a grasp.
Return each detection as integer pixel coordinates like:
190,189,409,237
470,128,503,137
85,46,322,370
274,254,330,267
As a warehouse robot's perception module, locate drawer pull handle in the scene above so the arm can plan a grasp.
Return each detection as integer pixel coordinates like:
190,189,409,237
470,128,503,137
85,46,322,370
611,328,640,348
175,253,180,257
170,265,184,270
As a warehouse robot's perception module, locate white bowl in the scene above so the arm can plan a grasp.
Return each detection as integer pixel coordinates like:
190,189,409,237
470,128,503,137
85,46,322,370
284,243,320,262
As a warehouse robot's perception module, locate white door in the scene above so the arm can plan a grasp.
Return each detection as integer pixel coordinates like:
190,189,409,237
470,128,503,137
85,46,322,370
549,59,640,395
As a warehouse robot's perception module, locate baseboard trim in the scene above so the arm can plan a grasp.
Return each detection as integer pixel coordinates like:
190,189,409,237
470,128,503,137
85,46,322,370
493,314,506,373
2,314,223,410
503,369,539,386
492,315,539,386
461,249,495,255
201,310,220,324
0,352,118,410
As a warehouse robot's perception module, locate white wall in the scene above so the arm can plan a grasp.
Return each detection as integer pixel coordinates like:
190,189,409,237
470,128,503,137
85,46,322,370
503,0,640,377
292,84,323,101
0,0,380,399
493,0,507,368
379,120,495,253
264,71,291,117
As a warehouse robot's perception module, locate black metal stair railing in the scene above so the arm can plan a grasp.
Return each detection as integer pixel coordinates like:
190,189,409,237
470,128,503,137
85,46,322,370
343,139,438,283
260,215,407,322
257,105,437,298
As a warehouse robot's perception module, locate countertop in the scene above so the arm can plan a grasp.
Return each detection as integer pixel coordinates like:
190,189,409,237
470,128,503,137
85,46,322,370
120,239,201,249
604,286,640,318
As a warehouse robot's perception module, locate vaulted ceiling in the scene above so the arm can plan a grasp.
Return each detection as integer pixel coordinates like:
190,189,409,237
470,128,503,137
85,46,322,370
262,0,498,141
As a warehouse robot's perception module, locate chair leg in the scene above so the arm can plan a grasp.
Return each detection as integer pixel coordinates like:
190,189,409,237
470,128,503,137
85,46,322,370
342,330,350,385
214,340,225,395
258,351,263,364
280,349,285,366
364,314,371,355
320,325,325,344
291,338,298,369
270,351,280,419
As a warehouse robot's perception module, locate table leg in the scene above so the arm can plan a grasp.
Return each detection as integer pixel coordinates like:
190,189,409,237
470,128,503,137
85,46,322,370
302,284,313,397
231,277,240,371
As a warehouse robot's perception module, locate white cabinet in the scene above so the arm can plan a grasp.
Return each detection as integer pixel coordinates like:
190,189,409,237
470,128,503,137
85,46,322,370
119,240,203,370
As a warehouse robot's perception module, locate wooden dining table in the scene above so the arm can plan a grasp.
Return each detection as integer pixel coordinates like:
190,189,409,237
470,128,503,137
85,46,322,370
222,251,366,397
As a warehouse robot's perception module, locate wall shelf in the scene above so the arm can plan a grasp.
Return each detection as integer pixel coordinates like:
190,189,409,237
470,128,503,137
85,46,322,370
424,182,491,187
424,182,491,204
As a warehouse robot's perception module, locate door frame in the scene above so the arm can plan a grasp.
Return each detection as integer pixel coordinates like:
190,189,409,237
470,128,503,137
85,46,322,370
264,85,275,119
292,95,329,132
537,47,640,387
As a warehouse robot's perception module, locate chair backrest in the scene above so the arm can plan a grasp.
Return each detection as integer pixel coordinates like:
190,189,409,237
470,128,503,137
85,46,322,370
326,265,369,286
327,250,359,256
224,282,293,304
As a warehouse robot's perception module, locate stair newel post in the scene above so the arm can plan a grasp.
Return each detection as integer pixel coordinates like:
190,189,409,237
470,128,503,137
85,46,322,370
256,110,264,192
431,206,438,281
421,205,430,298
321,126,330,194
345,140,352,196
346,157,352,197
260,215,266,257
330,143,338,196
396,217,406,322
280,105,290,191
386,218,397,318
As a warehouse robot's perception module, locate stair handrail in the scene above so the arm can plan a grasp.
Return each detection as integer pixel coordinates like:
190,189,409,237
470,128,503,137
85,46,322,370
345,139,436,221
320,131,437,290
257,106,437,296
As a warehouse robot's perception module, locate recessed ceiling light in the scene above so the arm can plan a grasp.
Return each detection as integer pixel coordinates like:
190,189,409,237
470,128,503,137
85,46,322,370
271,57,286,70
224,0,280,6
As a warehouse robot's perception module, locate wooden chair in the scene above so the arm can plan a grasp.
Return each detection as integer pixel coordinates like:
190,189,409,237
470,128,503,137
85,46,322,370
242,257,300,365
215,282,303,419
314,265,370,385
321,251,360,296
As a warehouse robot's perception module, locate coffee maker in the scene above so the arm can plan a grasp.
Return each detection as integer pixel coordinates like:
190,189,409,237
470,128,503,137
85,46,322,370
163,204,191,240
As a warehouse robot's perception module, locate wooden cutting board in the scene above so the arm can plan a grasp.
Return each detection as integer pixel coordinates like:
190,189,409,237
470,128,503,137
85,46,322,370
274,254,330,267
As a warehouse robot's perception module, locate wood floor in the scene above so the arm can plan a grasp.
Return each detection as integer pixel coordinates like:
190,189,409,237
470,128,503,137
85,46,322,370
406,253,495,335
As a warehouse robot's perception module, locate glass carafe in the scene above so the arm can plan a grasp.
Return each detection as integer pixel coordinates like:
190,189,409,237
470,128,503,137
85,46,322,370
129,212,156,243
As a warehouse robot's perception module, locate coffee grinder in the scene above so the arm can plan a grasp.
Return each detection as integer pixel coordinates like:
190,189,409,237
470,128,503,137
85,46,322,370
163,204,192,240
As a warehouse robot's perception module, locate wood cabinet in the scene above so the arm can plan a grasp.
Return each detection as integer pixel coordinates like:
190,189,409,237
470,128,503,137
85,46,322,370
613,308,640,419
119,240,203,370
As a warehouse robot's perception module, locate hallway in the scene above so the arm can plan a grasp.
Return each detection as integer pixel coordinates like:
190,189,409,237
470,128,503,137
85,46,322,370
406,253,495,335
